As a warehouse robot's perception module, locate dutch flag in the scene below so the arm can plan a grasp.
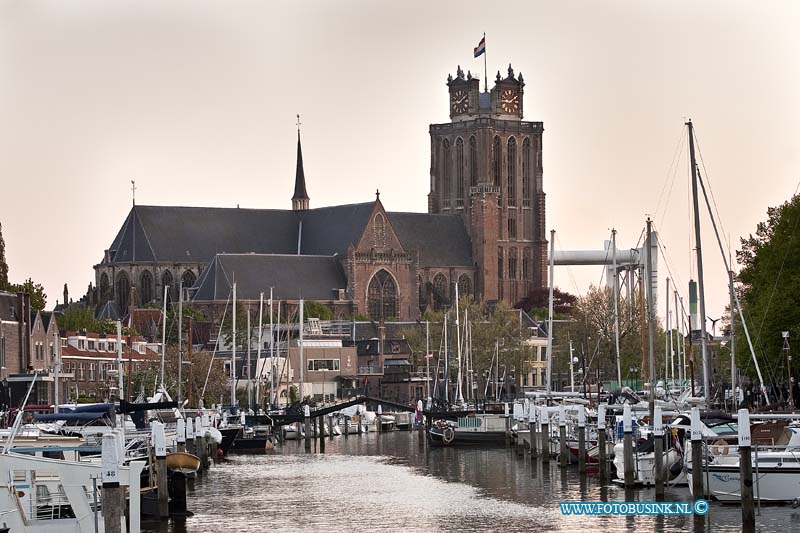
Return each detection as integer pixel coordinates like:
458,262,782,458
474,36,486,58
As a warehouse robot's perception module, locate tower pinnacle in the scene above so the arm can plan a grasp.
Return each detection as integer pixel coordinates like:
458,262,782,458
292,115,310,211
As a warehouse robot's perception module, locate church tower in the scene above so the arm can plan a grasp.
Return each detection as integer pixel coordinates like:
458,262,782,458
428,64,547,304
292,129,310,211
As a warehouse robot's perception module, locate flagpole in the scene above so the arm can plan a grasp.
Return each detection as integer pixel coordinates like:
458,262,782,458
483,32,488,92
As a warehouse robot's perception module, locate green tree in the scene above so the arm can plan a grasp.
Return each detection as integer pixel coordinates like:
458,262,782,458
0,221,8,289
57,306,118,334
303,300,334,320
736,194,800,381
8,278,47,311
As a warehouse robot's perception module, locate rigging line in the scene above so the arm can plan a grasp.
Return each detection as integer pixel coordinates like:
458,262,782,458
656,134,688,231
554,234,585,301
652,124,689,223
651,221,690,303
692,128,732,253
201,290,232,399
750,179,800,350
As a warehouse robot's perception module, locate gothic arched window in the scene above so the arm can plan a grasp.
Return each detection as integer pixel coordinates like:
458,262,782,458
99,273,110,301
373,213,387,247
492,136,502,187
162,270,174,303
522,137,531,207
508,248,518,279
498,248,504,280
116,272,131,311
182,270,197,290
469,135,478,187
523,248,531,280
442,139,451,206
432,272,448,311
367,269,398,320
139,270,154,304
455,137,464,206
507,137,516,206
457,274,472,298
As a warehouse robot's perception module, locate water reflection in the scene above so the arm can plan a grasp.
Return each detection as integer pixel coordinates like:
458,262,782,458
144,432,797,532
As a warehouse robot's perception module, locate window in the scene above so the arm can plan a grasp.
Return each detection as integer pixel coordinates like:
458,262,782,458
522,137,531,207
139,270,154,304
99,273,110,301
469,136,478,187
78,340,84,350
508,218,517,239
307,359,340,371
116,272,131,310
88,340,95,351
162,270,174,304
457,275,472,298
509,248,518,279
523,254,530,280
50,342,55,358
89,363,96,381
432,273,448,310
492,136,502,187
367,269,399,321
181,270,197,290
373,213,387,247
442,139,451,206
78,363,85,381
455,137,464,207
498,248,504,279
507,137,516,206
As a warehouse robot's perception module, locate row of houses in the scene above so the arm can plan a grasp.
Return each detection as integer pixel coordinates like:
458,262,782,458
0,290,161,408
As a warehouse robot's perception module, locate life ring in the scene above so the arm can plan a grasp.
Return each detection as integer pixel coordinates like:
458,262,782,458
442,427,455,445
711,439,729,456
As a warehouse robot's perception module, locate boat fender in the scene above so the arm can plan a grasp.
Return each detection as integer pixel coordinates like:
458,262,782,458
443,427,455,445
669,460,684,479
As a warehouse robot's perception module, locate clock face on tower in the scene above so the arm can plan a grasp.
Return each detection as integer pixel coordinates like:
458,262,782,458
500,89,520,113
451,90,468,114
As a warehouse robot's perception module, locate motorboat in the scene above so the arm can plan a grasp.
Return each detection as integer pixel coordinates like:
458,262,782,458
428,414,507,446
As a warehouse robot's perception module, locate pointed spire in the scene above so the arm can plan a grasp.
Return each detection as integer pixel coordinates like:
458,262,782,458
292,114,309,211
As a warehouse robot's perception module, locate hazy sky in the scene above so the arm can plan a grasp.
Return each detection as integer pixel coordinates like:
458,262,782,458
1,1,798,328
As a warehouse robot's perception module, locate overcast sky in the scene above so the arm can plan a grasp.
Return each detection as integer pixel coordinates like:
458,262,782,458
1,0,798,329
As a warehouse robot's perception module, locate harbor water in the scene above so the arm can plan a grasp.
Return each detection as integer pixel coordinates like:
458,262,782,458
145,432,800,532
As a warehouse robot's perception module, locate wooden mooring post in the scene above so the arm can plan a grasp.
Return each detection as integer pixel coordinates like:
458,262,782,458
623,403,635,489
319,416,326,453
654,405,665,499
196,416,208,471
558,405,568,468
329,414,335,441
101,433,124,533
152,421,169,519
690,407,704,499
597,404,608,480
529,406,538,458
304,405,312,452
377,405,383,434
738,408,755,530
540,410,550,464
177,418,186,453
577,407,586,474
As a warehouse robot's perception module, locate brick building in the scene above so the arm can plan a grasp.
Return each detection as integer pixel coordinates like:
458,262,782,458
90,64,546,320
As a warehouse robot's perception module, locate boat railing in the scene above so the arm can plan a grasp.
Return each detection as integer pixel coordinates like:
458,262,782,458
34,489,75,521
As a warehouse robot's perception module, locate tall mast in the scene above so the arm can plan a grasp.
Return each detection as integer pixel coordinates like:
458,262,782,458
178,281,183,405
674,290,683,385
687,119,710,400
646,218,656,420
256,292,263,410
231,282,237,406
455,283,463,405
545,229,556,398
612,228,622,388
666,278,671,384
299,299,304,401
729,269,736,407
160,284,168,393
443,312,449,403
246,304,252,411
